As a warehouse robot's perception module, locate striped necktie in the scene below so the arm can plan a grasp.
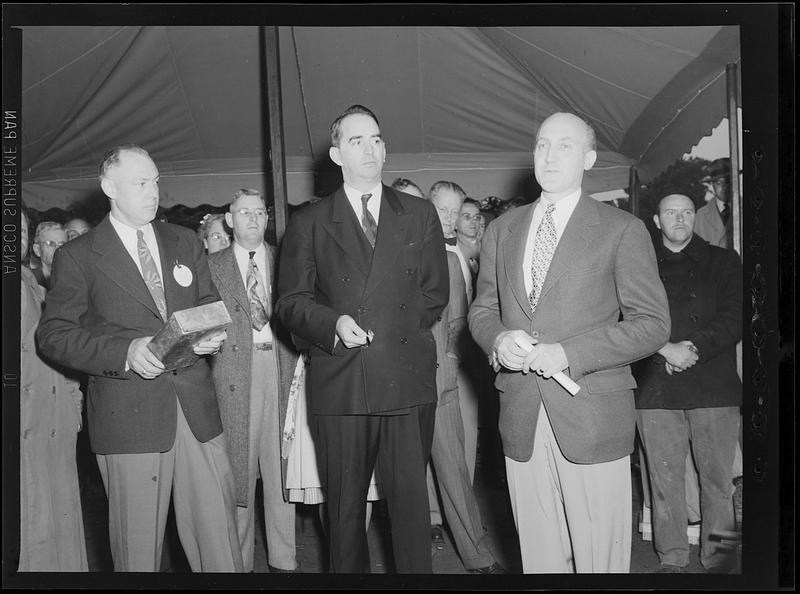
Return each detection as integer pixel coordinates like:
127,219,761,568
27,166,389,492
361,193,378,248
247,251,270,331
136,229,168,321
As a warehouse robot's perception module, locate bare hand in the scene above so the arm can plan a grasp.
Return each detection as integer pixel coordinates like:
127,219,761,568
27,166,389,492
193,330,227,355
335,315,369,348
659,341,698,371
127,337,166,379
524,342,568,378
493,330,538,371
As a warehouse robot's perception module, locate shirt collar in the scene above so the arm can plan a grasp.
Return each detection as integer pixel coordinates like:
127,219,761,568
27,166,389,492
109,213,153,240
344,182,383,203
233,240,265,260
539,188,581,212
656,233,706,262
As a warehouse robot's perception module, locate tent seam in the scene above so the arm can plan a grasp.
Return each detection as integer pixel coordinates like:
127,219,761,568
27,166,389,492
162,27,206,158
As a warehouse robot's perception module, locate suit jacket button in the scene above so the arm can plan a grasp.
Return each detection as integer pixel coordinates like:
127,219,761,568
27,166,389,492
229,384,236,391
405,269,413,275
342,276,350,283
436,316,442,321
172,370,178,376
435,363,440,368
234,304,241,312
232,345,239,352
689,291,697,299
399,304,406,310
689,314,698,322
531,331,540,338
358,306,367,314
400,337,407,344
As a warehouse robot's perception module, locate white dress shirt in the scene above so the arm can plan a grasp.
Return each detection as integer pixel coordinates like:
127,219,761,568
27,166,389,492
109,214,164,281
233,242,273,344
522,189,582,297
344,182,383,228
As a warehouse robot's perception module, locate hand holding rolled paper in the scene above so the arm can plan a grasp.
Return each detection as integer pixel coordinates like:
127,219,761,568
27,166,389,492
513,335,581,396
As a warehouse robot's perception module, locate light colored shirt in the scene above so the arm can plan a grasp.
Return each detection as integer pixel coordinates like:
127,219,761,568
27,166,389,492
233,242,273,344
109,214,164,281
344,182,383,228
715,197,728,213
523,188,582,297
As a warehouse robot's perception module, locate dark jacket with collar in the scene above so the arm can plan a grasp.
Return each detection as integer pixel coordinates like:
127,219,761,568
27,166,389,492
633,234,742,409
275,185,449,415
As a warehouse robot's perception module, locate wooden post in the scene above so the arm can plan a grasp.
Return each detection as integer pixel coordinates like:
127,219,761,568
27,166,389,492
628,165,639,217
263,26,289,246
726,62,741,255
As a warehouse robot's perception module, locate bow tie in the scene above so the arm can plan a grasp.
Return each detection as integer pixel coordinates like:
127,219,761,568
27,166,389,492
444,237,458,246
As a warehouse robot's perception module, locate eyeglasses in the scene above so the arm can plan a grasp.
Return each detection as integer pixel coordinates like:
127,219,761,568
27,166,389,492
234,208,267,219
38,240,66,248
209,232,230,242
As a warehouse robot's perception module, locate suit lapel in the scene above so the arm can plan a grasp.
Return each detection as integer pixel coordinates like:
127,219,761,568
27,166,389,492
502,203,536,321
364,186,408,298
210,246,250,319
321,188,372,276
93,217,163,319
537,194,601,306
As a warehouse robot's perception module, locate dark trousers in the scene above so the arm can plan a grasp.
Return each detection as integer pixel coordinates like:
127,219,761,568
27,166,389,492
314,403,436,573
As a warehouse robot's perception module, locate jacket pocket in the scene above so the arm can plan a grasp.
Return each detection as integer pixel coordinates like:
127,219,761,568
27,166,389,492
583,367,637,395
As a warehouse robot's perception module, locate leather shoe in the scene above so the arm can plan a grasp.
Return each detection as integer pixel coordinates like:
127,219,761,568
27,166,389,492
469,562,507,574
268,564,297,573
656,563,685,573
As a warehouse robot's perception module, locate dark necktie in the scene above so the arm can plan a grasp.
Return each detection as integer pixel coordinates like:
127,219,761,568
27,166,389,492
720,203,730,224
247,251,269,331
361,193,378,248
444,236,458,246
136,229,168,321
529,202,557,314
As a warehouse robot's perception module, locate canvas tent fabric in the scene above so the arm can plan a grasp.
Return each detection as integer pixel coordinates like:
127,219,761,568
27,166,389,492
18,25,740,211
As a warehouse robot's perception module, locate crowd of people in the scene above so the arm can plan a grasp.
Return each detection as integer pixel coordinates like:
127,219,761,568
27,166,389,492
18,105,742,575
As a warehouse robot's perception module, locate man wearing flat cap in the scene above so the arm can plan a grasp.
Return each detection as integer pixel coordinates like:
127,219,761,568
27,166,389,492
694,157,734,250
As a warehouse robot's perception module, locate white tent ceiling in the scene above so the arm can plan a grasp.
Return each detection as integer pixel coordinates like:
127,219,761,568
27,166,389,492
18,25,740,210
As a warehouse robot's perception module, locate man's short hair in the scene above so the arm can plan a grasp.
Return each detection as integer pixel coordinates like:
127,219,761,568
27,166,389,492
230,188,266,210
34,221,65,244
330,104,380,147
462,197,481,208
98,144,151,181
427,181,467,203
391,178,423,195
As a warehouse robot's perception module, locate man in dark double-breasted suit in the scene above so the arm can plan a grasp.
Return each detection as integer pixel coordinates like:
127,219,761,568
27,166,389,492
276,105,449,573
37,145,243,572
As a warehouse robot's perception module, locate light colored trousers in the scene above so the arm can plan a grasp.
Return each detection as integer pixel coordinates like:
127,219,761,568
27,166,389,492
96,399,243,572
237,348,296,572
505,405,631,573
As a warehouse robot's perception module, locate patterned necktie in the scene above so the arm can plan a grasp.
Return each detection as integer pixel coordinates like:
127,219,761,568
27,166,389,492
136,229,168,321
361,193,378,248
720,203,730,224
247,251,269,331
529,202,557,313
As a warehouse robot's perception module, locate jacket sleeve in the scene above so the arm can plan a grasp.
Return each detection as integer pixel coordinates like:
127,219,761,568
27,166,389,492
36,247,132,377
468,219,513,356
686,248,742,361
275,209,342,354
418,200,450,329
560,217,672,378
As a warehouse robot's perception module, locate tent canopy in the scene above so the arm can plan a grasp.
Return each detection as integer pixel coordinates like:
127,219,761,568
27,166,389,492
19,25,740,210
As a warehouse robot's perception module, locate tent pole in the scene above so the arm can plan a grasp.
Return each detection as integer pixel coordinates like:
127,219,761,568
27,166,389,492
263,26,289,246
628,166,639,217
726,62,741,255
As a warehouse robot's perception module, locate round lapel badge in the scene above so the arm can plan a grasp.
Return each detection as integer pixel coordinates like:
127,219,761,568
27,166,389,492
173,263,193,287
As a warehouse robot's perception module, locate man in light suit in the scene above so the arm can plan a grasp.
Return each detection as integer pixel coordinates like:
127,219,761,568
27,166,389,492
276,104,449,573
694,157,733,250
468,113,671,573
208,189,299,573
37,144,243,572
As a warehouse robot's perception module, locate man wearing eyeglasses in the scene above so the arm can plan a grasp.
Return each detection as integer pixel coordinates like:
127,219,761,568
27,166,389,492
31,221,67,290
694,157,734,250
37,144,243,572
207,189,299,573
